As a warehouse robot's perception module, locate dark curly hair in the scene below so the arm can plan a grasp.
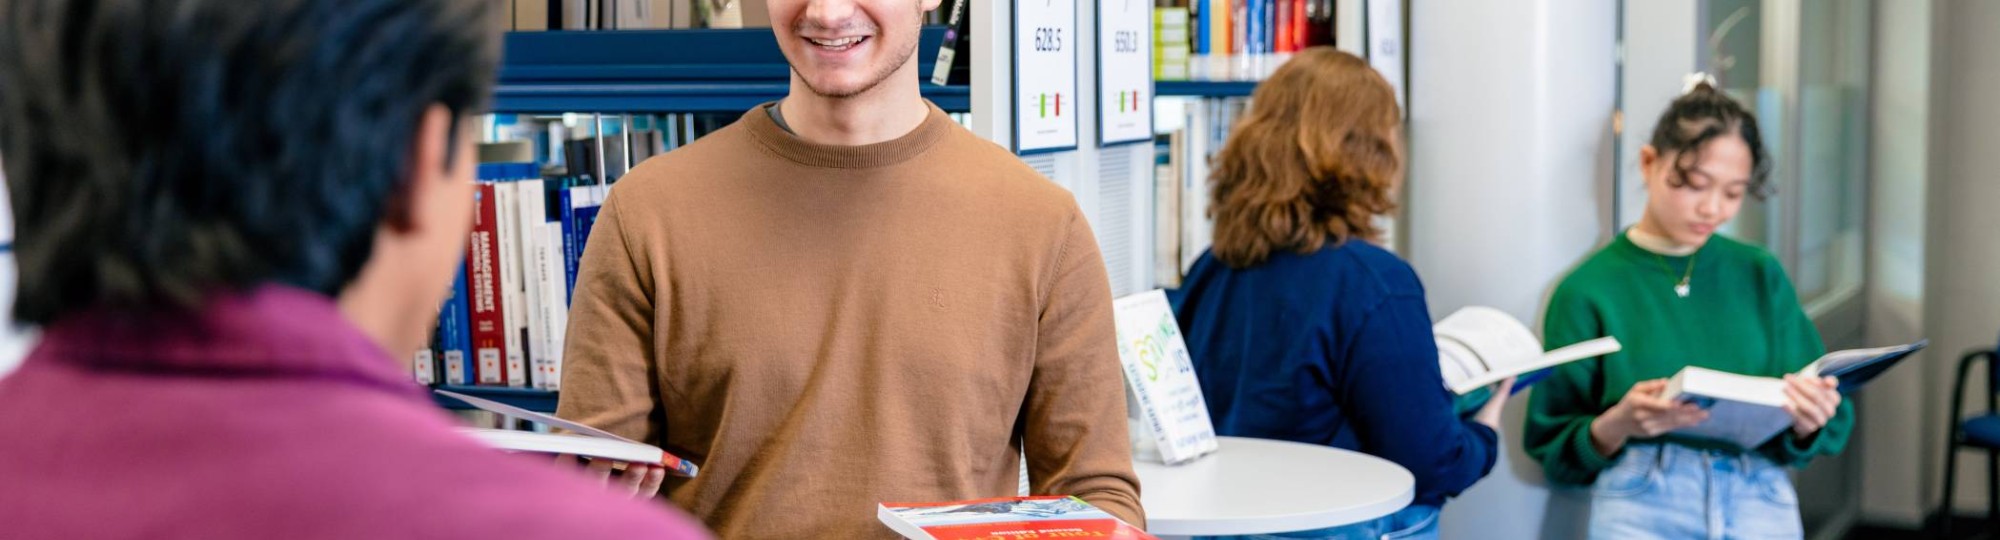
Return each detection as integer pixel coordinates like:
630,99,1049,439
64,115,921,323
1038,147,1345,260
1649,81,1773,198
1208,47,1401,268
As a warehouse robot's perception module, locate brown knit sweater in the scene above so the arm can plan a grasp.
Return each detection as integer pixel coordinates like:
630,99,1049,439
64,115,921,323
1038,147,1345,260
556,102,1144,539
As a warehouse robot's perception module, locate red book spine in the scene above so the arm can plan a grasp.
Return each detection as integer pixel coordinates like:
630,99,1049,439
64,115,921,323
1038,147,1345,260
1275,0,1291,52
1291,0,1306,52
466,183,508,385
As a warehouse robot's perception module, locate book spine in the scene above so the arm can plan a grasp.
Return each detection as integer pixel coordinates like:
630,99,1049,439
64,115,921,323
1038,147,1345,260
558,183,579,306
413,348,437,385
440,269,473,386
495,181,527,388
539,223,569,391
930,0,969,86
517,178,551,391
467,183,507,386
1291,0,1306,52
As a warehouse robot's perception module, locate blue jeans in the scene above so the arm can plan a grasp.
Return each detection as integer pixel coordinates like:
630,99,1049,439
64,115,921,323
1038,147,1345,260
1198,504,1440,540
1590,443,1803,540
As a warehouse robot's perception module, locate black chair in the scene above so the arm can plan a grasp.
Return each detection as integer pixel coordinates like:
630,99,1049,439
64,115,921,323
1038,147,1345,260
1942,343,2000,538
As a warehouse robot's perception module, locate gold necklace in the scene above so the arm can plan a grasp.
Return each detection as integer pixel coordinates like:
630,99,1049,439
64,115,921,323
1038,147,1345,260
1654,253,1697,298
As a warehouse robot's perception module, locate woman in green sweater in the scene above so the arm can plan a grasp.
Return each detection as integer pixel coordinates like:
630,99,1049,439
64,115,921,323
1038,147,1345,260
1524,80,1851,540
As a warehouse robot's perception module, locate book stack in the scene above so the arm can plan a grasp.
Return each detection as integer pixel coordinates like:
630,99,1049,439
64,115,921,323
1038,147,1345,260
1155,8,1191,81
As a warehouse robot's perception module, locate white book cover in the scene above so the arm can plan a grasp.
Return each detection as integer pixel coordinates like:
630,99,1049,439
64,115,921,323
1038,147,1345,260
1112,289,1217,465
1433,306,1621,395
494,182,527,388
1659,366,1793,449
437,389,698,477
516,179,550,390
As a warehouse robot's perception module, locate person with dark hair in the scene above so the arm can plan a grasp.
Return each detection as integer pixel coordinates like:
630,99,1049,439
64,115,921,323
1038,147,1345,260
551,0,1143,536
1524,77,1849,540
0,0,709,538
1172,47,1509,540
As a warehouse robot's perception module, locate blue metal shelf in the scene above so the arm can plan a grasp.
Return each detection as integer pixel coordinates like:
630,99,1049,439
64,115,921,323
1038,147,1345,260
494,27,970,113
1154,80,1260,98
433,385,558,413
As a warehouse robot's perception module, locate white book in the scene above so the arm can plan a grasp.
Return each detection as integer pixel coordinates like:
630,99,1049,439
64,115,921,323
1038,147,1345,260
516,179,550,391
537,223,569,391
1112,289,1218,465
437,390,697,477
494,182,528,388
1660,341,1926,449
1179,100,1211,273
1433,306,1622,395
1660,366,1794,449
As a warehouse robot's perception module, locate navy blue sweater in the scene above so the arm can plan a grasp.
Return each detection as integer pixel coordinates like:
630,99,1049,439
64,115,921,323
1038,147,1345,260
1171,241,1499,507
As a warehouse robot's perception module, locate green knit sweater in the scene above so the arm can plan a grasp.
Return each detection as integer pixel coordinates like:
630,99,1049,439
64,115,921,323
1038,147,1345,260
1524,232,1854,486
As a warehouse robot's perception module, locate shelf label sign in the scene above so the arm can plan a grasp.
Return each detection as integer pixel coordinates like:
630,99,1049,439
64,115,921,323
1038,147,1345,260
1096,0,1153,146
1015,0,1080,153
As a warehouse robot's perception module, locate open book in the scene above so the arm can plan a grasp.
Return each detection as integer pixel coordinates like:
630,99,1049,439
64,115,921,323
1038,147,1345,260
879,496,1155,540
1660,341,1926,449
436,389,698,478
1435,306,1623,395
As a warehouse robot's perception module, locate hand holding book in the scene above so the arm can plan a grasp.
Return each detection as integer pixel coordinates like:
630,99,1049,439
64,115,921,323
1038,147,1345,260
556,453,668,500
1779,374,1841,438
1589,379,1710,457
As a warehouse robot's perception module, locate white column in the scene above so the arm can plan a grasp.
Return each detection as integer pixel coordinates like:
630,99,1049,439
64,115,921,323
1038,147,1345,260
1926,0,2000,519
1407,1,1615,538
1858,0,1933,527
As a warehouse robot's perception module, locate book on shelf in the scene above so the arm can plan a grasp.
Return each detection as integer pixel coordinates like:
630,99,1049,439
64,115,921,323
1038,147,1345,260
1113,289,1218,465
439,389,700,478
1660,341,1927,449
878,496,1155,540
1434,306,1622,414
929,0,971,86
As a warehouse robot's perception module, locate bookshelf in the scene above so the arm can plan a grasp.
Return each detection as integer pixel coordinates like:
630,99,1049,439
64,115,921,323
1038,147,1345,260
434,385,560,412
494,27,971,113
1154,80,1259,98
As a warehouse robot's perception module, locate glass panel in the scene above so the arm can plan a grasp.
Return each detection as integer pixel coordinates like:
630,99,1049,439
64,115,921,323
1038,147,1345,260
1705,0,1774,248
1793,0,1868,302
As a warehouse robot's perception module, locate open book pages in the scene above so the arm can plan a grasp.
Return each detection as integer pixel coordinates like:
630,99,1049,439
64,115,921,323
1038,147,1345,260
1112,289,1218,465
1434,306,1622,395
436,389,698,477
1657,340,1926,449
879,496,1155,540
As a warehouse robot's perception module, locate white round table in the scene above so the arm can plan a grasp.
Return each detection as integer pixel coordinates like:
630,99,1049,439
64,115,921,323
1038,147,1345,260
1133,436,1415,538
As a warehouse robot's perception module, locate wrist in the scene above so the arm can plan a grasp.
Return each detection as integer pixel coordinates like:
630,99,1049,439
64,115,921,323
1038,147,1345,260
1588,414,1629,456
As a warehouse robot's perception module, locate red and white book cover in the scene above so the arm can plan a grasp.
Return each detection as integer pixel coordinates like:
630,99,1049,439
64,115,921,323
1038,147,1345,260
878,496,1155,540
465,183,508,385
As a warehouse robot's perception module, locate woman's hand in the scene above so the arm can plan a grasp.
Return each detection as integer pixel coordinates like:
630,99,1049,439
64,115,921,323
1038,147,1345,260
1589,379,1709,457
1781,374,1842,438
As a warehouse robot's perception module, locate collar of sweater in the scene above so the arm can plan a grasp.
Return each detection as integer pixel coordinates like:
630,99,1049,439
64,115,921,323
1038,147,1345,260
743,100,952,169
1625,226,1702,257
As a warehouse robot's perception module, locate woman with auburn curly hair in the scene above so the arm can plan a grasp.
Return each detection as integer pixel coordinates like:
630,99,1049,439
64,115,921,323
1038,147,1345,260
1173,48,1510,540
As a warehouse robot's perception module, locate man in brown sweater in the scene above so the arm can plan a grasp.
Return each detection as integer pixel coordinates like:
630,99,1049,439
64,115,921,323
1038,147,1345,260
554,0,1145,536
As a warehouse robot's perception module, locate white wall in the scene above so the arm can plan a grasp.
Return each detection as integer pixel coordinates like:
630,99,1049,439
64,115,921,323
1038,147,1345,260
1407,1,1616,538
1925,0,2000,519
1615,1,1700,229
1857,0,1932,526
